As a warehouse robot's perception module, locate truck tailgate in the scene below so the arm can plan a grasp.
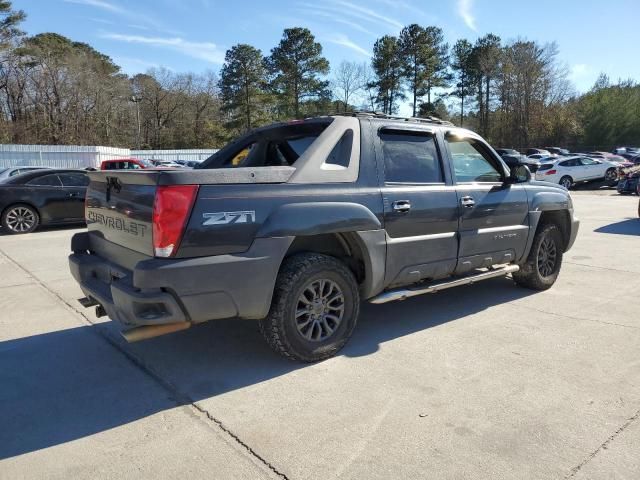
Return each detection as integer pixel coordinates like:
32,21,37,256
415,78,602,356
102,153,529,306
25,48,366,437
84,167,295,257
85,171,157,256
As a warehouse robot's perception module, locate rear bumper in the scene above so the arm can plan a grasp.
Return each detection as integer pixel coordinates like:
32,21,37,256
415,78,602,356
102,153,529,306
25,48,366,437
69,232,293,328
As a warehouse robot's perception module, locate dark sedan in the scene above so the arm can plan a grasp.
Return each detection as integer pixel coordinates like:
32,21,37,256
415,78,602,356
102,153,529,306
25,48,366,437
0,169,89,234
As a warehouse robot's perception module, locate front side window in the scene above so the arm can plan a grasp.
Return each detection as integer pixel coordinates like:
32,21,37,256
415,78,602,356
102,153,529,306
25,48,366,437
447,137,503,183
26,174,62,186
580,157,598,166
380,131,443,183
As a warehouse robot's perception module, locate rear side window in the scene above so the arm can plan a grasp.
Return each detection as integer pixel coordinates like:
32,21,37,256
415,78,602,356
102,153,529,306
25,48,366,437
59,173,90,187
447,138,503,183
380,131,443,183
559,159,579,167
325,130,353,168
26,174,62,186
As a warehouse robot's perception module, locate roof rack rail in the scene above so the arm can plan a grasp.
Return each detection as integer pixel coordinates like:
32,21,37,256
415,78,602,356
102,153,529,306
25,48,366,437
331,110,455,126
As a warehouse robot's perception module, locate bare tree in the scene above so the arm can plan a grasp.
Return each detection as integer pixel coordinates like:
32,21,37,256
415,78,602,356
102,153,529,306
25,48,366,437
331,60,365,112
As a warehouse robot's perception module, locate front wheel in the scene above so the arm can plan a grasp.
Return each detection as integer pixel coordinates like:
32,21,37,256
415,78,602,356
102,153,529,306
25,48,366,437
1,204,40,234
260,253,360,362
513,224,564,291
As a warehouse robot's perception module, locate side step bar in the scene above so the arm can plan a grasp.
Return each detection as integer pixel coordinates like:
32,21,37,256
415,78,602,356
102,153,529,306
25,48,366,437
369,264,520,305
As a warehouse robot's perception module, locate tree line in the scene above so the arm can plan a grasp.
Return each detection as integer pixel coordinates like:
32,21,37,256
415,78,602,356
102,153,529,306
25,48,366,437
0,1,638,151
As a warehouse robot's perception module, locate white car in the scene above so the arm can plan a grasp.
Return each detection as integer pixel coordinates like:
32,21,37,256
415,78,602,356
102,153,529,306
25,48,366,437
535,156,619,189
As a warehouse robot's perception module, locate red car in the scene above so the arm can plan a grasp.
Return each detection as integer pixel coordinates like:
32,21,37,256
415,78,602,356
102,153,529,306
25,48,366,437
100,158,154,170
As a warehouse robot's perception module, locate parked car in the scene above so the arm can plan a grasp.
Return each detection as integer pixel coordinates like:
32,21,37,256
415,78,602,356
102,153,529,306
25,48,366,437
535,155,619,189
0,166,52,182
545,147,570,156
617,164,640,194
150,159,184,168
69,112,578,361
495,148,541,173
0,169,89,234
526,148,552,157
527,153,555,161
100,158,155,170
586,152,629,164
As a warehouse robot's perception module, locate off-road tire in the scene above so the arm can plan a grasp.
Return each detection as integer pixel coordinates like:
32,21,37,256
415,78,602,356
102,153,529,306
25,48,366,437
259,253,360,362
1,204,39,234
513,224,564,291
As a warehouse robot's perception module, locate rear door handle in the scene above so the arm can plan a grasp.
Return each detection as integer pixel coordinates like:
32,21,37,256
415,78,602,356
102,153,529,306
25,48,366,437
460,196,475,208
392,200,411,213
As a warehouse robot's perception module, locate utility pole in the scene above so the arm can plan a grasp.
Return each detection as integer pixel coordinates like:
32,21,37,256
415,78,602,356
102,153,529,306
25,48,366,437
130,95,142,149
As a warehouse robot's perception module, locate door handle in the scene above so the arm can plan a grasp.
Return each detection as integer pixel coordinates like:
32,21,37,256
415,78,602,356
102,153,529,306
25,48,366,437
392,200,411,213
68,192,78,197
460,196,475,208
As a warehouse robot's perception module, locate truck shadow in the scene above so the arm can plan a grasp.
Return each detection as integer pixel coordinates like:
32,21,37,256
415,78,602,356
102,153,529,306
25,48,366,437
0,277,535,459
594,218,640,236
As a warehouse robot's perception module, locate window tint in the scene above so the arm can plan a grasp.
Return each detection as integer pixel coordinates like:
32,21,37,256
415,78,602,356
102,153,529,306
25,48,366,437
560,159,579,167
380,131,443,183
447,138,503,183
59,173,89,187
26,174,62,186
325,129,353,167
537,163,554,171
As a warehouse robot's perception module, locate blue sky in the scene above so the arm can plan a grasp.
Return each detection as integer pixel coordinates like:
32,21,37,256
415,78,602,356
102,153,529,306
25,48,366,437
13,0,640,110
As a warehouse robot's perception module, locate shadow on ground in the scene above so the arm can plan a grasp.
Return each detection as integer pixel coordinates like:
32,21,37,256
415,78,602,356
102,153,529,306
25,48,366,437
595,219,640,236
0,223,84,236
0,277,535,459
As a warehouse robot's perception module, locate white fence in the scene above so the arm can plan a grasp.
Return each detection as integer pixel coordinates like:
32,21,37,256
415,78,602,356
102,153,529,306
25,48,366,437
131,149,218,163
0,145,219,168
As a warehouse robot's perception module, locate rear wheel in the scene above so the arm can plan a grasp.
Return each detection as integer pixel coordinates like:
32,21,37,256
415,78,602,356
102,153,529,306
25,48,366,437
605,168,617,183
559,176,573,189
260,253,360,362
1,204,39,234
513,224,564,291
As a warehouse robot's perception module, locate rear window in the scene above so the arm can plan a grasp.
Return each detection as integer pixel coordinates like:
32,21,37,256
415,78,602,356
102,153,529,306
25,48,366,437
537,164,554,171
380,131,443,183
199,121,331,169
26,174,62,186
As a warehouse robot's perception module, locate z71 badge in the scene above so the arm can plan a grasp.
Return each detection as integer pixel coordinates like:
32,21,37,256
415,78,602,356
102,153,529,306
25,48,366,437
202,210,256,225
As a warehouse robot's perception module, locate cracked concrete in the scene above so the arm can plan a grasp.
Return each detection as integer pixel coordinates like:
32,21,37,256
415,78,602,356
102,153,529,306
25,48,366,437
1,193,639,479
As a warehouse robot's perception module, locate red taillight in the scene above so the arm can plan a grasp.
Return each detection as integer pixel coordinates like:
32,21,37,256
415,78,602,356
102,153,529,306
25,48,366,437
545,169,557,175
152,185,198,258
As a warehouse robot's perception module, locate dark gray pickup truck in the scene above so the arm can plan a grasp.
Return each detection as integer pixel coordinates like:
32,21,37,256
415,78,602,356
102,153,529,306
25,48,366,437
69,113,579,361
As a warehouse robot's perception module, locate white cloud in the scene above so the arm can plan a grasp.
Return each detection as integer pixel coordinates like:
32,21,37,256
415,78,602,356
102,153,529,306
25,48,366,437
326,34,371,57
327,0,403,30
570,63,589,79
298,7,374,36
64,0,125,14
102,33,224,64
457,0,477,31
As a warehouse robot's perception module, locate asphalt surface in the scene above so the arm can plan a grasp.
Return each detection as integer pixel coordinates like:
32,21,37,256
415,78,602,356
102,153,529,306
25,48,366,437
1,193,639,480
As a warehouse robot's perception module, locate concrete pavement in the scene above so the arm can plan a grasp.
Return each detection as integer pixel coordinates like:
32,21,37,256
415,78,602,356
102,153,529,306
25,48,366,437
1,193,639,479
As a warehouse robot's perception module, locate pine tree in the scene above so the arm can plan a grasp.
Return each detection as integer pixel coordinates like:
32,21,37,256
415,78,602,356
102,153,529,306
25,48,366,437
267,28,329,118
219,44,269,132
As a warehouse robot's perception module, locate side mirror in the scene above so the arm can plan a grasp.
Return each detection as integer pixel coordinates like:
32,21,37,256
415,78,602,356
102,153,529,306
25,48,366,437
507,164,531,184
